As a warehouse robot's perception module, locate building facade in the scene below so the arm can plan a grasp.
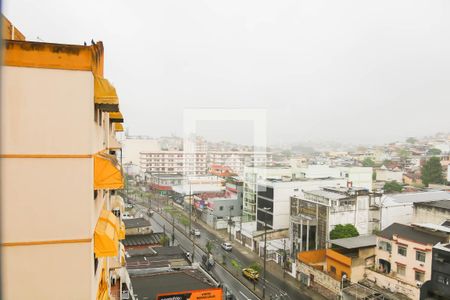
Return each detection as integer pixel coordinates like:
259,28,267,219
1,22,131,300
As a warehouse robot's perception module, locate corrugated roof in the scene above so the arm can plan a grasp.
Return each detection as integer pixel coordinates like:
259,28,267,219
123,217,151,229
414,199,450,210
123,233,166,247
331,235,377,249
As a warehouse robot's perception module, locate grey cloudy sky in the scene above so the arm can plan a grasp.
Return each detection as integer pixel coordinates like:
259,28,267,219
5,0,450,146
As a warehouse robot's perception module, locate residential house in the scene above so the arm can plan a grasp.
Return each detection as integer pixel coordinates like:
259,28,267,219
420,242,450,300
296,235,376,297
123,218,152,235
365,223,449,299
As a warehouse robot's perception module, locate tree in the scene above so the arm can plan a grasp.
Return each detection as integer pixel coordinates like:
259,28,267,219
231,259,241,275
159,235,170,246
406,137,417,144
179,215,190,232
421,157,444,186
427,148,442,156
330,224,359,240
383,181,403,193
206,241,215,254
248,262,262,273
362,158,375,167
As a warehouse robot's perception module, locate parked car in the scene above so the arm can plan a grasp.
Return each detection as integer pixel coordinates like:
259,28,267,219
190,228,201,237
242,268,259,281
147,209,154,216
221,242,232,251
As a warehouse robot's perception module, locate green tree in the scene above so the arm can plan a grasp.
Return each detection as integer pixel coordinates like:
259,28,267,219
362,158,375,167
159,235,170,246
248,262,262,273
383,181,403,193
427,148,442,156
421,157,444,186
330,224,359,240
179,215,190,232
231,259,241,275
406,137,417,144
206,241,215,254
399,149,410,159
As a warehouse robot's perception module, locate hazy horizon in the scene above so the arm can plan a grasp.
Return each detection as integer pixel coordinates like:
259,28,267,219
5,0,450,145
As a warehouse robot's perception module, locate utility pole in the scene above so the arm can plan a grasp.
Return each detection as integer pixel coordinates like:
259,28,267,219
192,235,196,263
189,183,192,234
171,214,175,246
228,206,232,241
262,206,271,300
283,238,286,278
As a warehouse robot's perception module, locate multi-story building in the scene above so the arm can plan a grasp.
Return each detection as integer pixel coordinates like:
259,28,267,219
413,199,450,225
140,151,208,175
1,17,132,299
140,150,272,177
420,242,450,299
366,223,449,299
242,166,295,221
374,191,450,230
290,187,376,253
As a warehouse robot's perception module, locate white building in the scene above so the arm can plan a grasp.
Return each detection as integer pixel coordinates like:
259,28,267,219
375,191,450,230
122,137,160,174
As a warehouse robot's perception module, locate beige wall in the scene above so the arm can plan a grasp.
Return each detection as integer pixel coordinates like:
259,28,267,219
1,67,95,154
1,158,94,242
1,65,113,299
2,242,94,300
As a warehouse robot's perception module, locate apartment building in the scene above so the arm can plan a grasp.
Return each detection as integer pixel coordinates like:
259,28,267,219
366,223,449,299
140,150,272,176
290,187,376,253
1,18,131,300
420,242,450,299
140,151,208,175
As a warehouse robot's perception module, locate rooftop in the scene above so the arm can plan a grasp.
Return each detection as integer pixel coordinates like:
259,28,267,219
123,217,151,229
304,189,349,201
414,199,450,210
382,191,450,205
330,235,377,249
123,233,166,247
378,223,447,245
131,269,218,300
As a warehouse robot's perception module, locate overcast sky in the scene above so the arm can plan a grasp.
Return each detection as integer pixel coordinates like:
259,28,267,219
5,0,450,146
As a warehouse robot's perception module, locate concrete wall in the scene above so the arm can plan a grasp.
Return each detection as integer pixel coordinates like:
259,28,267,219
414,206,450,225
365,269,419,300
297,261,341,295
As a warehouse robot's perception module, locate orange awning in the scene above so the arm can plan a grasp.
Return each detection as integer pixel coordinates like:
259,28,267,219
94,76,119,112
114,123,124,132
94,215,119,258
119,220,126,240
109,112,123,123
94,153,124,190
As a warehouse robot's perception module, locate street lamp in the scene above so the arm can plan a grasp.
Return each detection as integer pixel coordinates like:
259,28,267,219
261,206,271,300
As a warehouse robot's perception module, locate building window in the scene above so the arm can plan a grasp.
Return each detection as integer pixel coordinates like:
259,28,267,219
398,246,407,256
397,264,406,276
379,241,392,253
219,206,223,211
230,205,234,210
94,255,99,275
416,251,426,262
437,275,450,285
415,270,425,282
330,266,336,274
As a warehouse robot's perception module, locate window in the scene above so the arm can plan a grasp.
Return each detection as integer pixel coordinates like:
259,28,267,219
230,205,234,210
379,241,392,253
398,246,407,256
415,271,425,282
397,264,406,276
219,206,223,211
437,275,450,285
330,266,336,274
94,255,99,275
416,251,426,262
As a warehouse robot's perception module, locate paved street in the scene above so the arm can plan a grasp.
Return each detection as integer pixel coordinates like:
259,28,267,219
132,197,324,300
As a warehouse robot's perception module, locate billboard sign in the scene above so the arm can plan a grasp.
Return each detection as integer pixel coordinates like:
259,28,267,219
157,288,222,300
